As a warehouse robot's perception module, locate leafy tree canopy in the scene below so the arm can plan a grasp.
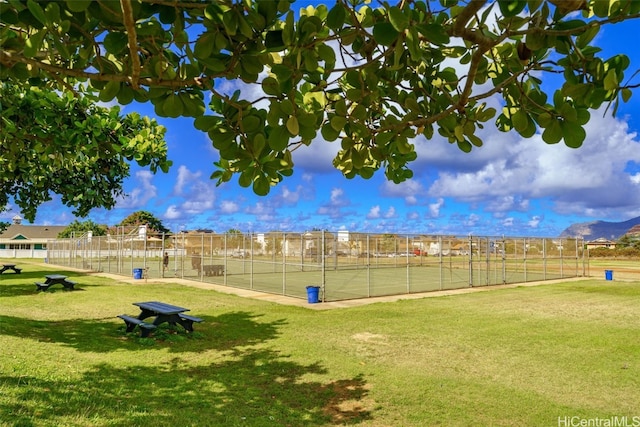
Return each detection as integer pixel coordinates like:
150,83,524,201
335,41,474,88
0,82,171,222
1,0,639,204
58,219,108,238
117,210,170,234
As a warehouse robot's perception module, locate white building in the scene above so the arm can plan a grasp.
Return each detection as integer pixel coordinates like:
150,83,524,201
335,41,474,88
0,216,66,258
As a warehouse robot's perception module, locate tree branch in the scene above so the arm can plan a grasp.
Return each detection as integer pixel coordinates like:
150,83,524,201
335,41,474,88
120,0,141,89
0,50,208,89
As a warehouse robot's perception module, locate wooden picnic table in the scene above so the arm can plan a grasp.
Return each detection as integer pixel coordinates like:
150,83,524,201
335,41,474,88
118,301,203,337
0,264,22,274
35,275,77,291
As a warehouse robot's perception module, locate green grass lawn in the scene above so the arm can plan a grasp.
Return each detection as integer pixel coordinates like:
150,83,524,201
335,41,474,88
1,263,639,426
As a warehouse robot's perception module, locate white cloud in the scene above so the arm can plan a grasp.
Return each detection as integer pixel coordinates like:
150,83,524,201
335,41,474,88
161,166,216,222
528,216,542,228
502,217,514,227
164,205,182,220
246,202,276,221
117,171,157,208
464,213,481,227
174,165,202,196
367,205,381,219
366,205,397,220
429,198,445,218
380,179,426,204
425,110,640,219
384,206,396,218
293,140,341,174
219,200,240,214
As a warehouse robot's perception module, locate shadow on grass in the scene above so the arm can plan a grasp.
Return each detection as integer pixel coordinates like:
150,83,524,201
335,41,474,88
0,311,285,353
1,348,372,426
0,269,91,296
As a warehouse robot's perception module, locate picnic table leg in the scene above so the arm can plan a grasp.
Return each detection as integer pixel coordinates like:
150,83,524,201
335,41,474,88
152,313,180,327
138,309,155,320
177,318,194,332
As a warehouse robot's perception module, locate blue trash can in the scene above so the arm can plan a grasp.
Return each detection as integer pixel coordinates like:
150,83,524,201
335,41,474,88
605,270,613,281
133,268,144,280
306,286,320,303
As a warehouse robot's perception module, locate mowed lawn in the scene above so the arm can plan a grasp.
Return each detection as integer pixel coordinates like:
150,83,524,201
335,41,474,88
1,263,639,426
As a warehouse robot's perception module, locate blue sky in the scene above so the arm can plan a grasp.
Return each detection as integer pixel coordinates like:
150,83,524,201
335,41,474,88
4,5,640,237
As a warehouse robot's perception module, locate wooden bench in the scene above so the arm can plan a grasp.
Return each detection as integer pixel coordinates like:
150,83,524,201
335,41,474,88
63,280,76,290
203,264,224,276
117,315,157,338
35,282,50,291
178,313,204,332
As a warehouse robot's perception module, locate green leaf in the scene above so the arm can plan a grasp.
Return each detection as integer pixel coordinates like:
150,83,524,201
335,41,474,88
373,22,399,46
321,123,340,141
535,112,553,127
66,0,92,13
576,23,600,48
286,116,299,136
330,116,347,132
265,30,285,51
253,175,271,196
576,108,590,125
262,77,280,96
163,94,184,118
621,88,633,103
415,23,450,45
525,31,545,51
27,0,47,26
23,29,47,58
99,80,120,102
222,10,238,36
603,69,618,91
194,115,220,132
44,2,61,24
388,7,409,32
454,125,464,142
103,32,128,55
326,4,346,30
542,119,562,144
512,110,529,133
280,99,294,115
457,139,472,153
268,125,290,151
592,0,610,17
498,0,527,17
561,121,585,148
194,33,214,59
242,115,262,133
238,170,253,187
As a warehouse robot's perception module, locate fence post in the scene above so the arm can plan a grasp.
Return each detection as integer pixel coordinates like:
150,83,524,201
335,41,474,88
321,230,326,302
468,234,473,287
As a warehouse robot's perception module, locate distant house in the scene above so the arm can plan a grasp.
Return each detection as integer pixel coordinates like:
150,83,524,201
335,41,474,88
585,237,616,250
0,216,66,258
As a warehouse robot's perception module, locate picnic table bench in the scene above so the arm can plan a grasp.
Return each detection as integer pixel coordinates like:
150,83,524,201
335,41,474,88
35,274,76,291
118,301,203,337
202,264,224,276
0,264,22,274
117,315,157,338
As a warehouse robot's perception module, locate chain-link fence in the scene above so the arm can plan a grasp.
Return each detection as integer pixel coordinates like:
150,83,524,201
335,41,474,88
46,231,586,302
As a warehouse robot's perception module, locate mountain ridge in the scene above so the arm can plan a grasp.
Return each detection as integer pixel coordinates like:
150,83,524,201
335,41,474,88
559,216,640,240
